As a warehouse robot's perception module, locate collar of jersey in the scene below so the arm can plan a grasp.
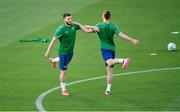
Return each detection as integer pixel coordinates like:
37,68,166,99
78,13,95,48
64,24,72,28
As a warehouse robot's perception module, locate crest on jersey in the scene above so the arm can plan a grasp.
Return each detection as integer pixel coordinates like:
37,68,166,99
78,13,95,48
72,27,75,30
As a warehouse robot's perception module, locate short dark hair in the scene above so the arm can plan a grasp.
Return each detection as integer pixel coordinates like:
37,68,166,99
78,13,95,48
63,13,71,19
103,10,111,20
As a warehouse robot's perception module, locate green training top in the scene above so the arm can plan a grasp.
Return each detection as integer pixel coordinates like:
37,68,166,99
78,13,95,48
54,23,80,55
96,22,121,51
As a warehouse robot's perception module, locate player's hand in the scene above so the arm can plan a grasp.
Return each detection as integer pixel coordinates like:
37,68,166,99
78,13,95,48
44,52,50,59
132,39,140,45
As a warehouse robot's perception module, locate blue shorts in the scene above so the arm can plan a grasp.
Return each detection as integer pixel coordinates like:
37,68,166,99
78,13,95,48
59,53,73,70
101,49,115,62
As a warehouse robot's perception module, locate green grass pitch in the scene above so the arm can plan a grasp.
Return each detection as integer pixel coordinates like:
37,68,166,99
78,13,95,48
0,0,180,111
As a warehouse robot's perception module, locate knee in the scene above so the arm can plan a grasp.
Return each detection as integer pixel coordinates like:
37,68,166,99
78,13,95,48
106,59,113,67
106,59,112,65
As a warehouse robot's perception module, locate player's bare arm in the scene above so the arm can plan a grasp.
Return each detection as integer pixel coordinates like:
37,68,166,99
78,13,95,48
73,22,94,33
84,25,100,32
119,32,140,45
45,37,57,58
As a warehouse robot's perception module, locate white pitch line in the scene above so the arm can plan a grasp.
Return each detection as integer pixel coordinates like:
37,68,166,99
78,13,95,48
35,66,180,112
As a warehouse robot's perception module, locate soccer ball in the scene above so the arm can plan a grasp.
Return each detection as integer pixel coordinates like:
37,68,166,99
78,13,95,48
167,42,176,51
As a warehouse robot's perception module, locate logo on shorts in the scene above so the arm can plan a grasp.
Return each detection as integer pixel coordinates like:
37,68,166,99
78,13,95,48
64,65,67,69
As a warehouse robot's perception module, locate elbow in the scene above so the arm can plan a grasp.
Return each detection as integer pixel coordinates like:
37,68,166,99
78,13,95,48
119,35,124,39
120,36,125,39
119,33,126,39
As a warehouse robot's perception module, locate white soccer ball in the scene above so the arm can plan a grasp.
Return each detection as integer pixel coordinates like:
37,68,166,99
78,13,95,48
167,42,176,51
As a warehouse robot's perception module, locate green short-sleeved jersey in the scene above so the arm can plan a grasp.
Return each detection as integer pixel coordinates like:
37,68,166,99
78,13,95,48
96,22,121,51
54,23,80,55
